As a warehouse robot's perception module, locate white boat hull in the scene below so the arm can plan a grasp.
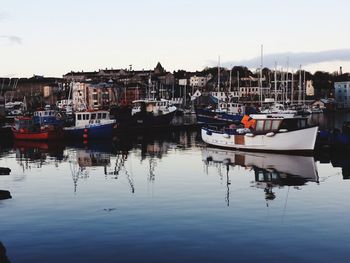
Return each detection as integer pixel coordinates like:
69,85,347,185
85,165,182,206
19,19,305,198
201,126,318,151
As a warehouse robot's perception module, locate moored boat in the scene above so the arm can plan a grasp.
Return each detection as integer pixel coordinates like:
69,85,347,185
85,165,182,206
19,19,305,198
12,116,63,140
195,102,251,125
64,110,116,140
201,114,318,152
113,99,177,132
33,109,64,126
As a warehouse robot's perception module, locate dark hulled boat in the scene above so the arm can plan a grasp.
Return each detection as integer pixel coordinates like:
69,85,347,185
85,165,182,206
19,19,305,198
112,99,177,133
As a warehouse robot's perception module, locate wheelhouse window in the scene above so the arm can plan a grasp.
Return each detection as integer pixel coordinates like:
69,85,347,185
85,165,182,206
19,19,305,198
264,120,272,130
97,113,102,119
256,120,264,131
77,114,82,120
91,113,96,120
271,120,281,130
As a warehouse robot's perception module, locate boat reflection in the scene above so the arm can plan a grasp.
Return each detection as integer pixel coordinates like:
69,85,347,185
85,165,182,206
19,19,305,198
13,140,67,171
67,131,197,192
202,147,319,204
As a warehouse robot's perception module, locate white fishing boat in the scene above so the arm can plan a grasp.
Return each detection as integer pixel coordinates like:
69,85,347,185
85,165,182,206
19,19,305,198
201,115,318,152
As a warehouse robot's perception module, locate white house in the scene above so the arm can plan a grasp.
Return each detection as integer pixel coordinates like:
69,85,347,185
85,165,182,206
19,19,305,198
190,74,211,88
335,81,350,108
178,79,188,86
306,80,315,96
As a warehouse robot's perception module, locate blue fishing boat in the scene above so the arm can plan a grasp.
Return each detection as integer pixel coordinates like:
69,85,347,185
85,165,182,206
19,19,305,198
64,110,116,140
33,109,64,126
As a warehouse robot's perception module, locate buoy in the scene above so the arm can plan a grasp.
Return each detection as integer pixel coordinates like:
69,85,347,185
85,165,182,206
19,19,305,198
83,133,88,139
245,133,254,137
84,128,88,133
279,129,288,133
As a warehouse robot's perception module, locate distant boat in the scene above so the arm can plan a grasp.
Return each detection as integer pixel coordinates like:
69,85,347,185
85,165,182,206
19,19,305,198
12,116,63,140
113,99,177,132
195,101,247,125
201,114,318,152
64,110,116,140
259,103,298,118
33,109,64,126
306,106,323,114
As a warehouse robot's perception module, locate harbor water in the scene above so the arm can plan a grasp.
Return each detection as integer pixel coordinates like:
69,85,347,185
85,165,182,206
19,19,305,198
0,113,350,262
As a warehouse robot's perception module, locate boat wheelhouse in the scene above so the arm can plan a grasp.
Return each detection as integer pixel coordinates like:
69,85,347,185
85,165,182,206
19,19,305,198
33,110,63,126
201,115,318,152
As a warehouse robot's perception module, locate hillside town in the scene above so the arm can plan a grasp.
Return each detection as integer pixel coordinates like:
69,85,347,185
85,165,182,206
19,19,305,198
1,62,349,113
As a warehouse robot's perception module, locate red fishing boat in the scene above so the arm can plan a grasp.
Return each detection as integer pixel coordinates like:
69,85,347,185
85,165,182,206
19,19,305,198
12,117,63,140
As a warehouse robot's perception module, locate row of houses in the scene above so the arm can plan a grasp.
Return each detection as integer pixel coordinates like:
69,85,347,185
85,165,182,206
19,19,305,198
2,63,350,110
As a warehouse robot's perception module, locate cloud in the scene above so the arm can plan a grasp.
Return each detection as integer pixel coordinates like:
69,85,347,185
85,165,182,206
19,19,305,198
0,35,22,44
220,49,350,69
0,12,9,21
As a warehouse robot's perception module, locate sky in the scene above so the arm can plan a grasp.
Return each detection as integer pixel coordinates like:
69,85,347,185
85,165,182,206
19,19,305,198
1,0,350,77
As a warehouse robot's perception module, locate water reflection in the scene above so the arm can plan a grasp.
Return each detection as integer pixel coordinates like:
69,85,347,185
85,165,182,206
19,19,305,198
315,148,350,180
308,111,350,129
202,147,319,205
2,131,350,262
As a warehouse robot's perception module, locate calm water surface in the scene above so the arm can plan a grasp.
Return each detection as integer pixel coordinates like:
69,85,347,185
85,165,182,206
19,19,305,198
0,114,350,263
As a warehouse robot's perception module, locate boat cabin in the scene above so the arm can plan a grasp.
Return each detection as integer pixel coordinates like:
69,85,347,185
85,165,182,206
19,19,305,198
13,117,38,132
75,111,110,127
218,102,245,115
131,99,176,115
254,117,308,133
34,110,62,125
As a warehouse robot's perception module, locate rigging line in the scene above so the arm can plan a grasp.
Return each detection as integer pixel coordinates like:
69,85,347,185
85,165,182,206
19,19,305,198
281,186,290,223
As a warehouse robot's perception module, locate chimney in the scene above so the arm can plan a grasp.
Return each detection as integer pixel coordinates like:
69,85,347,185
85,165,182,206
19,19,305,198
340,66,343,75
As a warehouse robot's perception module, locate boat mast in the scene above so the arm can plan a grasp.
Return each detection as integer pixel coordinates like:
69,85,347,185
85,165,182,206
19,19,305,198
274,62,277,105
286,57,289,104
229,66,232,94
280,67,284,105
298,65,302,105
303,70,306,106
291,70,294,105
260,44,263,107
217,55,220,109
237,71,240,102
